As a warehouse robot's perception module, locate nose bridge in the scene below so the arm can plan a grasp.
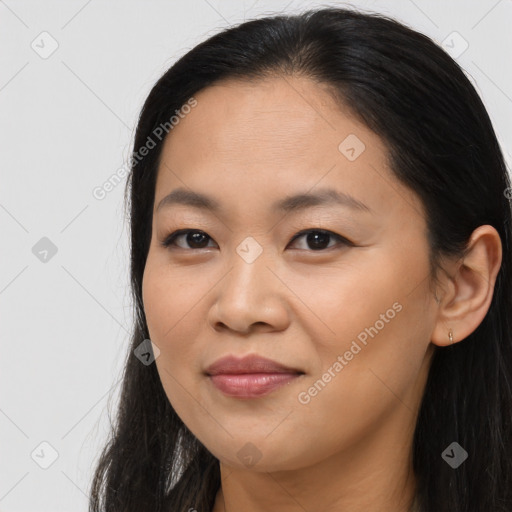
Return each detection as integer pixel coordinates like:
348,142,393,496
210,235,288,332
225,235,273,304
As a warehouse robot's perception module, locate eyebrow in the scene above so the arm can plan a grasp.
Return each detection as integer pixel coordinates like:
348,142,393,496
156,186,373,215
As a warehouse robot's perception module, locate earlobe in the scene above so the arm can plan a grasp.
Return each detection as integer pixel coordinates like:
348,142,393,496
431,225,502,347
431,321,457,348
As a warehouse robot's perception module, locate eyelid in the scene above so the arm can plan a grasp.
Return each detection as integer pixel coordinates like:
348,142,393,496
160,228,353,251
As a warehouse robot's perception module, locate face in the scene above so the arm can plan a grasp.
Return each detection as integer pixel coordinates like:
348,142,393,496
142,76,437,472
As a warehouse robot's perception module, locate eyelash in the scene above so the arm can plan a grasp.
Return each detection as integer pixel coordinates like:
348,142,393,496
160,228,353,252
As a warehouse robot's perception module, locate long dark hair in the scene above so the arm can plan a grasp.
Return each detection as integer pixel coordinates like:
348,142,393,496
88,7,512,511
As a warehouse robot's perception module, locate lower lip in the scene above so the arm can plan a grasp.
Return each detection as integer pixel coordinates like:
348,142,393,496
208,373,301,398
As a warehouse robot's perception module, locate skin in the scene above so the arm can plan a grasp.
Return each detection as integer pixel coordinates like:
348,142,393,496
141,75,502,512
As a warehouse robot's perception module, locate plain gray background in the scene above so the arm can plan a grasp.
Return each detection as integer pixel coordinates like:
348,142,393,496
1,0,511,510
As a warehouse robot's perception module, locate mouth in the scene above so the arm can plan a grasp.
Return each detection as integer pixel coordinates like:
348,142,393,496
205,354,305,399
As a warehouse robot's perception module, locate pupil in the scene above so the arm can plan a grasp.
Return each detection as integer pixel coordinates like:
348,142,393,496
188,231,208,248
308,232,329,250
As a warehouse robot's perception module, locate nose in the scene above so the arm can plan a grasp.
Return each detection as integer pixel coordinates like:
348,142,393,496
207,244,291,335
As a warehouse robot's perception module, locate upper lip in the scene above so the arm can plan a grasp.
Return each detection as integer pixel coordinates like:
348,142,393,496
205,354,304,376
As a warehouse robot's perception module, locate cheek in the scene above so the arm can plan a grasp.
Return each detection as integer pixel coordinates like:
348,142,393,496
143,255,202,344
289,252,430,417
142,265,209,436
286,261,401,358
142,259,207,392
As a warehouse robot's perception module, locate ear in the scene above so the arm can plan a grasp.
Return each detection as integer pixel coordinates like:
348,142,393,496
431,225,503,347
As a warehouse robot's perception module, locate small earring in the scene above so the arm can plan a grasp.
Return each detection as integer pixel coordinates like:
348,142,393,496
434,292,441,304
448,329,454,344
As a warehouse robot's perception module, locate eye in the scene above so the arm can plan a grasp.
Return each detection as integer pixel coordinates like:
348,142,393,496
161,229,216,250
287,229,352,251
161,228,352,251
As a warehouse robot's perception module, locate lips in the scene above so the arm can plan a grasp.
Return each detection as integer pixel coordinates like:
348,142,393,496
205,354,305,399
205,354,303,376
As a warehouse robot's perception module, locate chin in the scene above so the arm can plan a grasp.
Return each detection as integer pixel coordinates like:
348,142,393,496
203,435,317,473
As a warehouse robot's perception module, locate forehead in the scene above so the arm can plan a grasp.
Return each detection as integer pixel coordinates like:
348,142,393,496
164,76,357,163
154,76,422,223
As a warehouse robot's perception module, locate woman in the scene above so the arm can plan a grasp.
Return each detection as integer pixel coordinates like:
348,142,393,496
89,7,512,512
